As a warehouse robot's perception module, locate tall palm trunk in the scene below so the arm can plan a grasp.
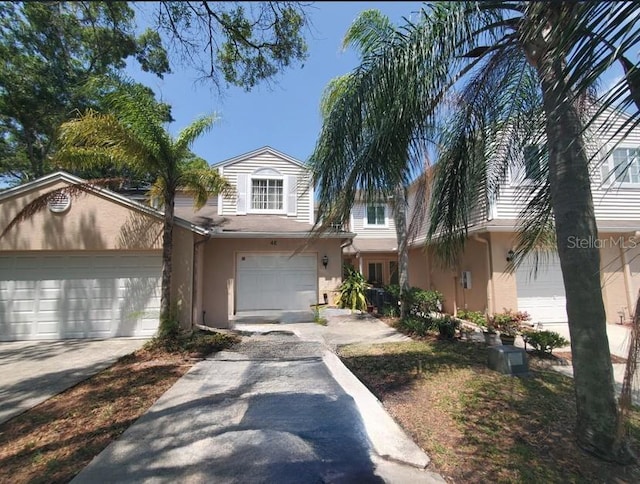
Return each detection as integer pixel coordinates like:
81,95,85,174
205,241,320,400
159,188,175,328
538,57,627,461
392,184,410,318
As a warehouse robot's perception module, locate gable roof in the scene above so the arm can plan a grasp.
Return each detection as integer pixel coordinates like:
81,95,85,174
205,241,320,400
211,146,307,169
0,171,209,236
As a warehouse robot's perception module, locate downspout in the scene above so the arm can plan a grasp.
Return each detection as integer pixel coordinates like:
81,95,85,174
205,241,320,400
192,230,213,328
621,241,635,320
473,234,495,315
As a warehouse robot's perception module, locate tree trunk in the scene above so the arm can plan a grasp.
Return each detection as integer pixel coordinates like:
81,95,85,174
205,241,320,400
159,188,175,332
392,184,410,319
538,58,629,461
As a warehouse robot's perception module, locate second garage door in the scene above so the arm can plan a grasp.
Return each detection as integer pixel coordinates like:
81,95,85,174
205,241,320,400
0,252,162,341
516,254,568,323
236,253,317,311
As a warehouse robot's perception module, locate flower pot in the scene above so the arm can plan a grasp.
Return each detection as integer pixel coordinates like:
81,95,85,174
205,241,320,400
500,334,516,346
484,332,500,345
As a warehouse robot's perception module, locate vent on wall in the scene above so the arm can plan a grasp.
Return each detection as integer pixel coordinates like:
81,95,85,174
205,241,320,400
48,192,71,213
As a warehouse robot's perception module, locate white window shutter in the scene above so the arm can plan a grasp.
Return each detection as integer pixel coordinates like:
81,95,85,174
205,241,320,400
237,173,248,215
287,175,297,216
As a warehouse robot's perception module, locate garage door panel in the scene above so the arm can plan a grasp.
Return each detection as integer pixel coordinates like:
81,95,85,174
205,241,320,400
236,253,317,312
516,254,567,323
0,252,162,341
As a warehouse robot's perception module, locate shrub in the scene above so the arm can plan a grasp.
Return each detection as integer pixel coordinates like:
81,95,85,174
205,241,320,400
457,309,488,328
337,266,370,311
435,315,460,339
381,304,398,317
522,330,569,355
385,285,444,317
397,316,435,337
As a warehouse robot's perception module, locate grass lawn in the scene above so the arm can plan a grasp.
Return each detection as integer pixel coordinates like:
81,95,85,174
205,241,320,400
338,337,640,483
0,331,239,484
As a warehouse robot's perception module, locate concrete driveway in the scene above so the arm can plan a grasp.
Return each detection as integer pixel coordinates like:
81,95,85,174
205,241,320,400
0,338,148,424
73,314,444,483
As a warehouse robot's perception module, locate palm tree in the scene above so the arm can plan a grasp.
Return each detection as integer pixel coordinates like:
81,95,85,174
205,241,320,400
55,83,229,337
309,2,640,461
313,10,426,318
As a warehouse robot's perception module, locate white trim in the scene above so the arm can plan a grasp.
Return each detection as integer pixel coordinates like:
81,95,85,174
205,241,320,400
309,183,315,224
211,146,307,169
248,172,286,215
217,166,224,215
363,204,388,228
601,145,640,188
0,171,208,235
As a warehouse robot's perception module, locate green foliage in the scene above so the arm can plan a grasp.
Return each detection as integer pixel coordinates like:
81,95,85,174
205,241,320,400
155,2,309,90
397,316,435,337
457,309,488,328
488,309,532,336
0,1,170,185
312,305,327,326
386,285,443,318
381,304,398,318
337,266,370,312
435,315,460,339
522,331,569,355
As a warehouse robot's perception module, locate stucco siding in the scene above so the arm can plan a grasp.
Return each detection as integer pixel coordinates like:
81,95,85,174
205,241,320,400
408,247,429,289
0,180,163,251
219,152,312,222
200,237,343,327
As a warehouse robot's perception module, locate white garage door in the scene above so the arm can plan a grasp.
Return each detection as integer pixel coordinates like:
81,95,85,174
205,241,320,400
516,254,568,323
0,252,162,341
236,253,317,311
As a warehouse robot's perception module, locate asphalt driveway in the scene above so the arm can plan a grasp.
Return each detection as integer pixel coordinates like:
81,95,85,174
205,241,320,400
73,319,444,483
0,338,148,424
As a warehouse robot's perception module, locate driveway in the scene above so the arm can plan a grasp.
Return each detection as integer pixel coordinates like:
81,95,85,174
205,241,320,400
73,314,444,483
0,338,148,424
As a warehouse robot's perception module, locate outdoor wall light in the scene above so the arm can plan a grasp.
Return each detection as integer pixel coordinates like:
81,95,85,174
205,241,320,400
322,255,329,268
506,250,515,262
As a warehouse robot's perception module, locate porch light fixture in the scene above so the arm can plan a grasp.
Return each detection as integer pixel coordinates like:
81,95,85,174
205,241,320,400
322,255,329,269
506,250,515,262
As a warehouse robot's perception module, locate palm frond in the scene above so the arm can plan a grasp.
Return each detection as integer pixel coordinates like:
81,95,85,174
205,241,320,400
174,114,218,154
178,167,233,210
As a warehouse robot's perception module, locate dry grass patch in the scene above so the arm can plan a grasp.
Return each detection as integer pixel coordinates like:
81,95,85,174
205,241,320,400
339,339,640,483
0,331,239,484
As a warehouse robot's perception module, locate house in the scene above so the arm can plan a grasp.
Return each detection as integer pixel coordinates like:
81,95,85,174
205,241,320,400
363,109,640,327
341,193,429,290
0,147,352,341
339,108,640,327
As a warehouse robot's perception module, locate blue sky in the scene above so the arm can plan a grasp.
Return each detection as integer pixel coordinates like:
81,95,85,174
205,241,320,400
126,2,425,165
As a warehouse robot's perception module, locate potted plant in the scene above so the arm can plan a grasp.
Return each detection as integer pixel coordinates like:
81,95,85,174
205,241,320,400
489,310,531,345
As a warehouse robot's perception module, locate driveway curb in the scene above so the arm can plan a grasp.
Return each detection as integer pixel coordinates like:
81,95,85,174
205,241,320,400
322,350,432,470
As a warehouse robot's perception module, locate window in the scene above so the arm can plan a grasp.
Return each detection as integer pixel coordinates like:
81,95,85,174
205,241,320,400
368,262,383,286
523,144,546,180
612,148,640,184
251,178,283,210
366,204,386,226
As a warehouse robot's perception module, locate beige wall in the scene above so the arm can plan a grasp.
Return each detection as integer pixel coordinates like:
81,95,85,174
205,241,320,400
427,233,517,316
0,180,163,251
488,232,519,314
408,247,429,289
200,237,343,327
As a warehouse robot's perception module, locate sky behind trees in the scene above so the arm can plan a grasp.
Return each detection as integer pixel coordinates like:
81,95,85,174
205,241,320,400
125,2,425,166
